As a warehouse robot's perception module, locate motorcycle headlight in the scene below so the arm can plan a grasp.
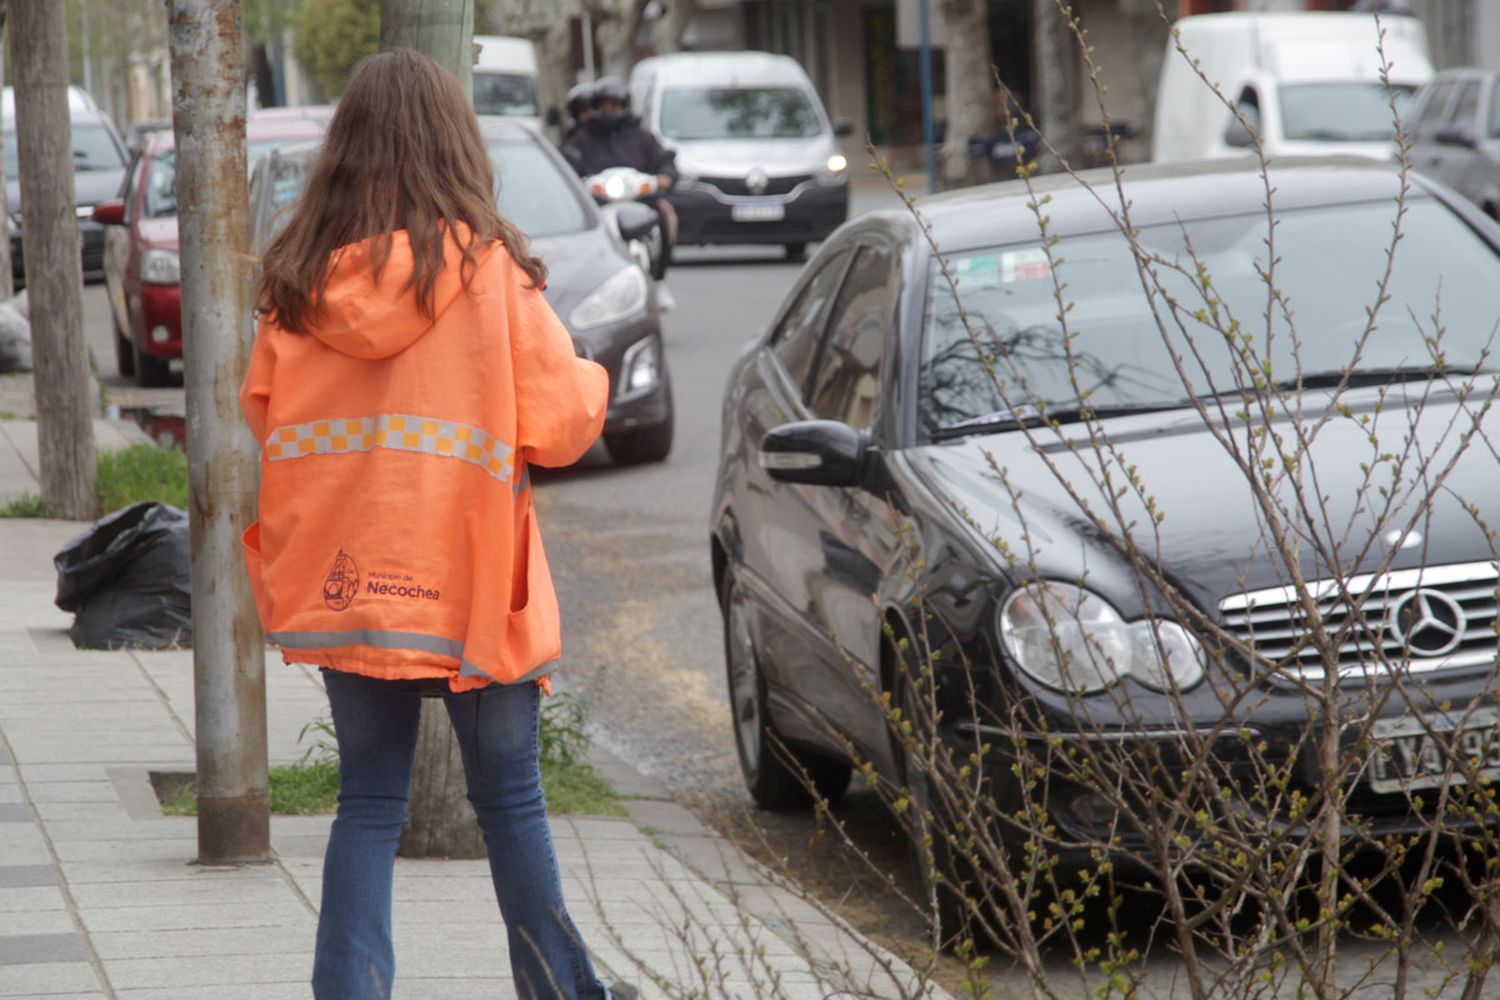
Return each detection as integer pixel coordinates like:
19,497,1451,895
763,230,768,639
998,582,1205,694
570,265,647,330
141,248,181,285
817,153,849,186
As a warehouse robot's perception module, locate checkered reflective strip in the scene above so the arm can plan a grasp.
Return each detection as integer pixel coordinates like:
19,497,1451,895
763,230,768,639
263,414,516,483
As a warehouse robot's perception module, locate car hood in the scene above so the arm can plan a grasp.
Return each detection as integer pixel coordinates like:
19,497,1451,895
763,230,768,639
668,136,833,177
906,380,1500,619
530,226,634,338
7,168,125,215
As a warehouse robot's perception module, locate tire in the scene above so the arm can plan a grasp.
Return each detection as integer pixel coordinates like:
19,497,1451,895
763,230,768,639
720,570,852,809
133,339,174,388
783,243,807,263
891,642,968,945
604,412,674,465
113,316,135,379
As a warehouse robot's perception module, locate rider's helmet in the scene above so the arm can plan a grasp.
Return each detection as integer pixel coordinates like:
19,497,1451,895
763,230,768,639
590,77,630,111
566,82,594,119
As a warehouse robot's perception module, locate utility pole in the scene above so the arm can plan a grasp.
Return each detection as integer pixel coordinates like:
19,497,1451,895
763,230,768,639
167,0,270,865
381,0,487,860
380,0,475,95
10,0,95,517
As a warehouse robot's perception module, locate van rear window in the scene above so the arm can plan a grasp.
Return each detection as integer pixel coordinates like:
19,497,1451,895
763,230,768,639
659,87,821,140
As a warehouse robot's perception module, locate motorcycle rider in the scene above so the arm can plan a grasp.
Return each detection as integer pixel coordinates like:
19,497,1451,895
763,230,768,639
562,82,593,144
562,77,678,244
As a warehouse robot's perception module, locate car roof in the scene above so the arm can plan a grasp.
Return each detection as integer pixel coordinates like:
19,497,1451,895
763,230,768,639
636,51,810,88
143,110,330,155
878,157,1434,255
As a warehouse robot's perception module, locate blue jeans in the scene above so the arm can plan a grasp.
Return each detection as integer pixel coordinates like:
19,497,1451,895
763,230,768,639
313,670,608,1000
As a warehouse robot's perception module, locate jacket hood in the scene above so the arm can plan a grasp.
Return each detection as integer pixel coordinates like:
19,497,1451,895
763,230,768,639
313,228,497,360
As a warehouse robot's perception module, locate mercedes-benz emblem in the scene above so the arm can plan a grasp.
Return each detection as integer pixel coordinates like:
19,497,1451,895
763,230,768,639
1389,588,1467,658
746,168,769,195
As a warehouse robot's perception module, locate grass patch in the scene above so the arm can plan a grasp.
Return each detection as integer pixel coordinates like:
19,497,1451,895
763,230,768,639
96,443,189,513
158,700,625,819
0,493,52,518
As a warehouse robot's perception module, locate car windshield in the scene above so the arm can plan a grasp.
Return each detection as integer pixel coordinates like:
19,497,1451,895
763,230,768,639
3,122,123,175
659,86,821,140
261,139,589,241
145,153,177,218
919,198,1500,437
474,73,539,117
1279,82,1417,141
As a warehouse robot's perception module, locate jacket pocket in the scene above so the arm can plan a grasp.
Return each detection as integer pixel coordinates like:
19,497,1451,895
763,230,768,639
505,504,560,671
241,521,271,626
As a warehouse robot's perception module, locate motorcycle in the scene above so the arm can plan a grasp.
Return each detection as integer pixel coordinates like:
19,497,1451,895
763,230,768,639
582,166,672,281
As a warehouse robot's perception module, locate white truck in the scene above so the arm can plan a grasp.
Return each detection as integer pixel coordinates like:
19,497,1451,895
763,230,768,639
472,35,542,130
1152,11,1433,163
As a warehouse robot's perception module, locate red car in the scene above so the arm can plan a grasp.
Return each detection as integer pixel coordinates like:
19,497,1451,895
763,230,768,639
94,111,330,386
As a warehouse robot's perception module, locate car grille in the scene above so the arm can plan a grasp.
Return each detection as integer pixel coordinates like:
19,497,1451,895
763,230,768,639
697,174,810,197
1217,561,1499,681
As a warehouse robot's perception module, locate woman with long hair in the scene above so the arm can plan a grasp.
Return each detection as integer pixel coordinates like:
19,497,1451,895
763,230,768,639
242,48,625,999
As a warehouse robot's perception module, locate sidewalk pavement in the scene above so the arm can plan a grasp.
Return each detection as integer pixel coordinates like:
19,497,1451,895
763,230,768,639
0,422,942,1000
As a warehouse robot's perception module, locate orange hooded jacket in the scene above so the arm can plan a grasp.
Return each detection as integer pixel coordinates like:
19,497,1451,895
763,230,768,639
239,230,607,691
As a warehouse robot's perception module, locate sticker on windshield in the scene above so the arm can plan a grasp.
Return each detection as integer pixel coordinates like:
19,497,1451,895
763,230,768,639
952,254,1003,290
999,248,1052,283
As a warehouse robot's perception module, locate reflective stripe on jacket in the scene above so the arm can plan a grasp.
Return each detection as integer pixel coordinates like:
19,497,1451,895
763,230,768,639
239,229,608,690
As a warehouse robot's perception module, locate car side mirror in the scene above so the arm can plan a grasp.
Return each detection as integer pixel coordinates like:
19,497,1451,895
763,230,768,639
759,420,866,487
614,201,659,243
1223,118,1255,149
545,105,562,128
91,200,126,225
1435,123,1477,148
833,117,855,138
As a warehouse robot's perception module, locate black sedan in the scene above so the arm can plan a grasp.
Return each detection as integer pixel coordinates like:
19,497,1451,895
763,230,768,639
710,158,1500,905
249,119,674,464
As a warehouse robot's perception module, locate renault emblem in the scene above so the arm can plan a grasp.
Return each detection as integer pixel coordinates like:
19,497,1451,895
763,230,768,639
746,168,769,195
1389,589,1466,658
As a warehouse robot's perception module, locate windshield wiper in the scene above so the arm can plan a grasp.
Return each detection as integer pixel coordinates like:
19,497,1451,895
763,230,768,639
931,401,1192,441
1200,366,1495,399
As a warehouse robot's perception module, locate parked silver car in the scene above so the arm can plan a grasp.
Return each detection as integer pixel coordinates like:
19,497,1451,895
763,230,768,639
1407,67,1500,218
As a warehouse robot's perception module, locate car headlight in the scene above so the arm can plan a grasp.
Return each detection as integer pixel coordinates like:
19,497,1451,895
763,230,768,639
998,582,1205,694
141,248,181,285
817,153,849,186
570,265,647,330
617,334,661,397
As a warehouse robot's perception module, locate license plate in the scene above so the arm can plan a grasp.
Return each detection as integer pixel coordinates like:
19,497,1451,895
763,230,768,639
1367,708,1500,794
731,202,785,223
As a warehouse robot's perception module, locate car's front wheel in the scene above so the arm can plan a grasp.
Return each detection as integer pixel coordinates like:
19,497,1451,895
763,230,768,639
604,405,675,465
720,569,851,809
783,242,807,263
132,339,174,387
113,313,135,379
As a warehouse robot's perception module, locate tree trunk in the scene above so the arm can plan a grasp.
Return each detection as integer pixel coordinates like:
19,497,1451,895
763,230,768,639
169,0,271,866
380,0,484,860
11,0,96,519
1031,0,1081,171
592,0,642,81
651,0,695,55
938,0,993,190
380,0,475,96
1120,0,1171,157
398,699,487,859
0,16,14,302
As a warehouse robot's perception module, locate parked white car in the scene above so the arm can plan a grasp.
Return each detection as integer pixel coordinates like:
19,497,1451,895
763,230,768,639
1152,11,1433,163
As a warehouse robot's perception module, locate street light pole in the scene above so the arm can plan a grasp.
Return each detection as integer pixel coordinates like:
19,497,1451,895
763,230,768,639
167,0,270,865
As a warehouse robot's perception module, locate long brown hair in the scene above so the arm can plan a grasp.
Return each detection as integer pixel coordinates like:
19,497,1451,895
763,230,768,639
256,48,546,333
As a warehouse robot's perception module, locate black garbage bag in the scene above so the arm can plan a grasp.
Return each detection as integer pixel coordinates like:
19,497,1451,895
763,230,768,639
54,502,193,650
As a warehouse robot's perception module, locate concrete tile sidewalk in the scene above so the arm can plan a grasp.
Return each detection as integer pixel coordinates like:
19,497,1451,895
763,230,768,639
0,428,943,999
0,412,148,506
